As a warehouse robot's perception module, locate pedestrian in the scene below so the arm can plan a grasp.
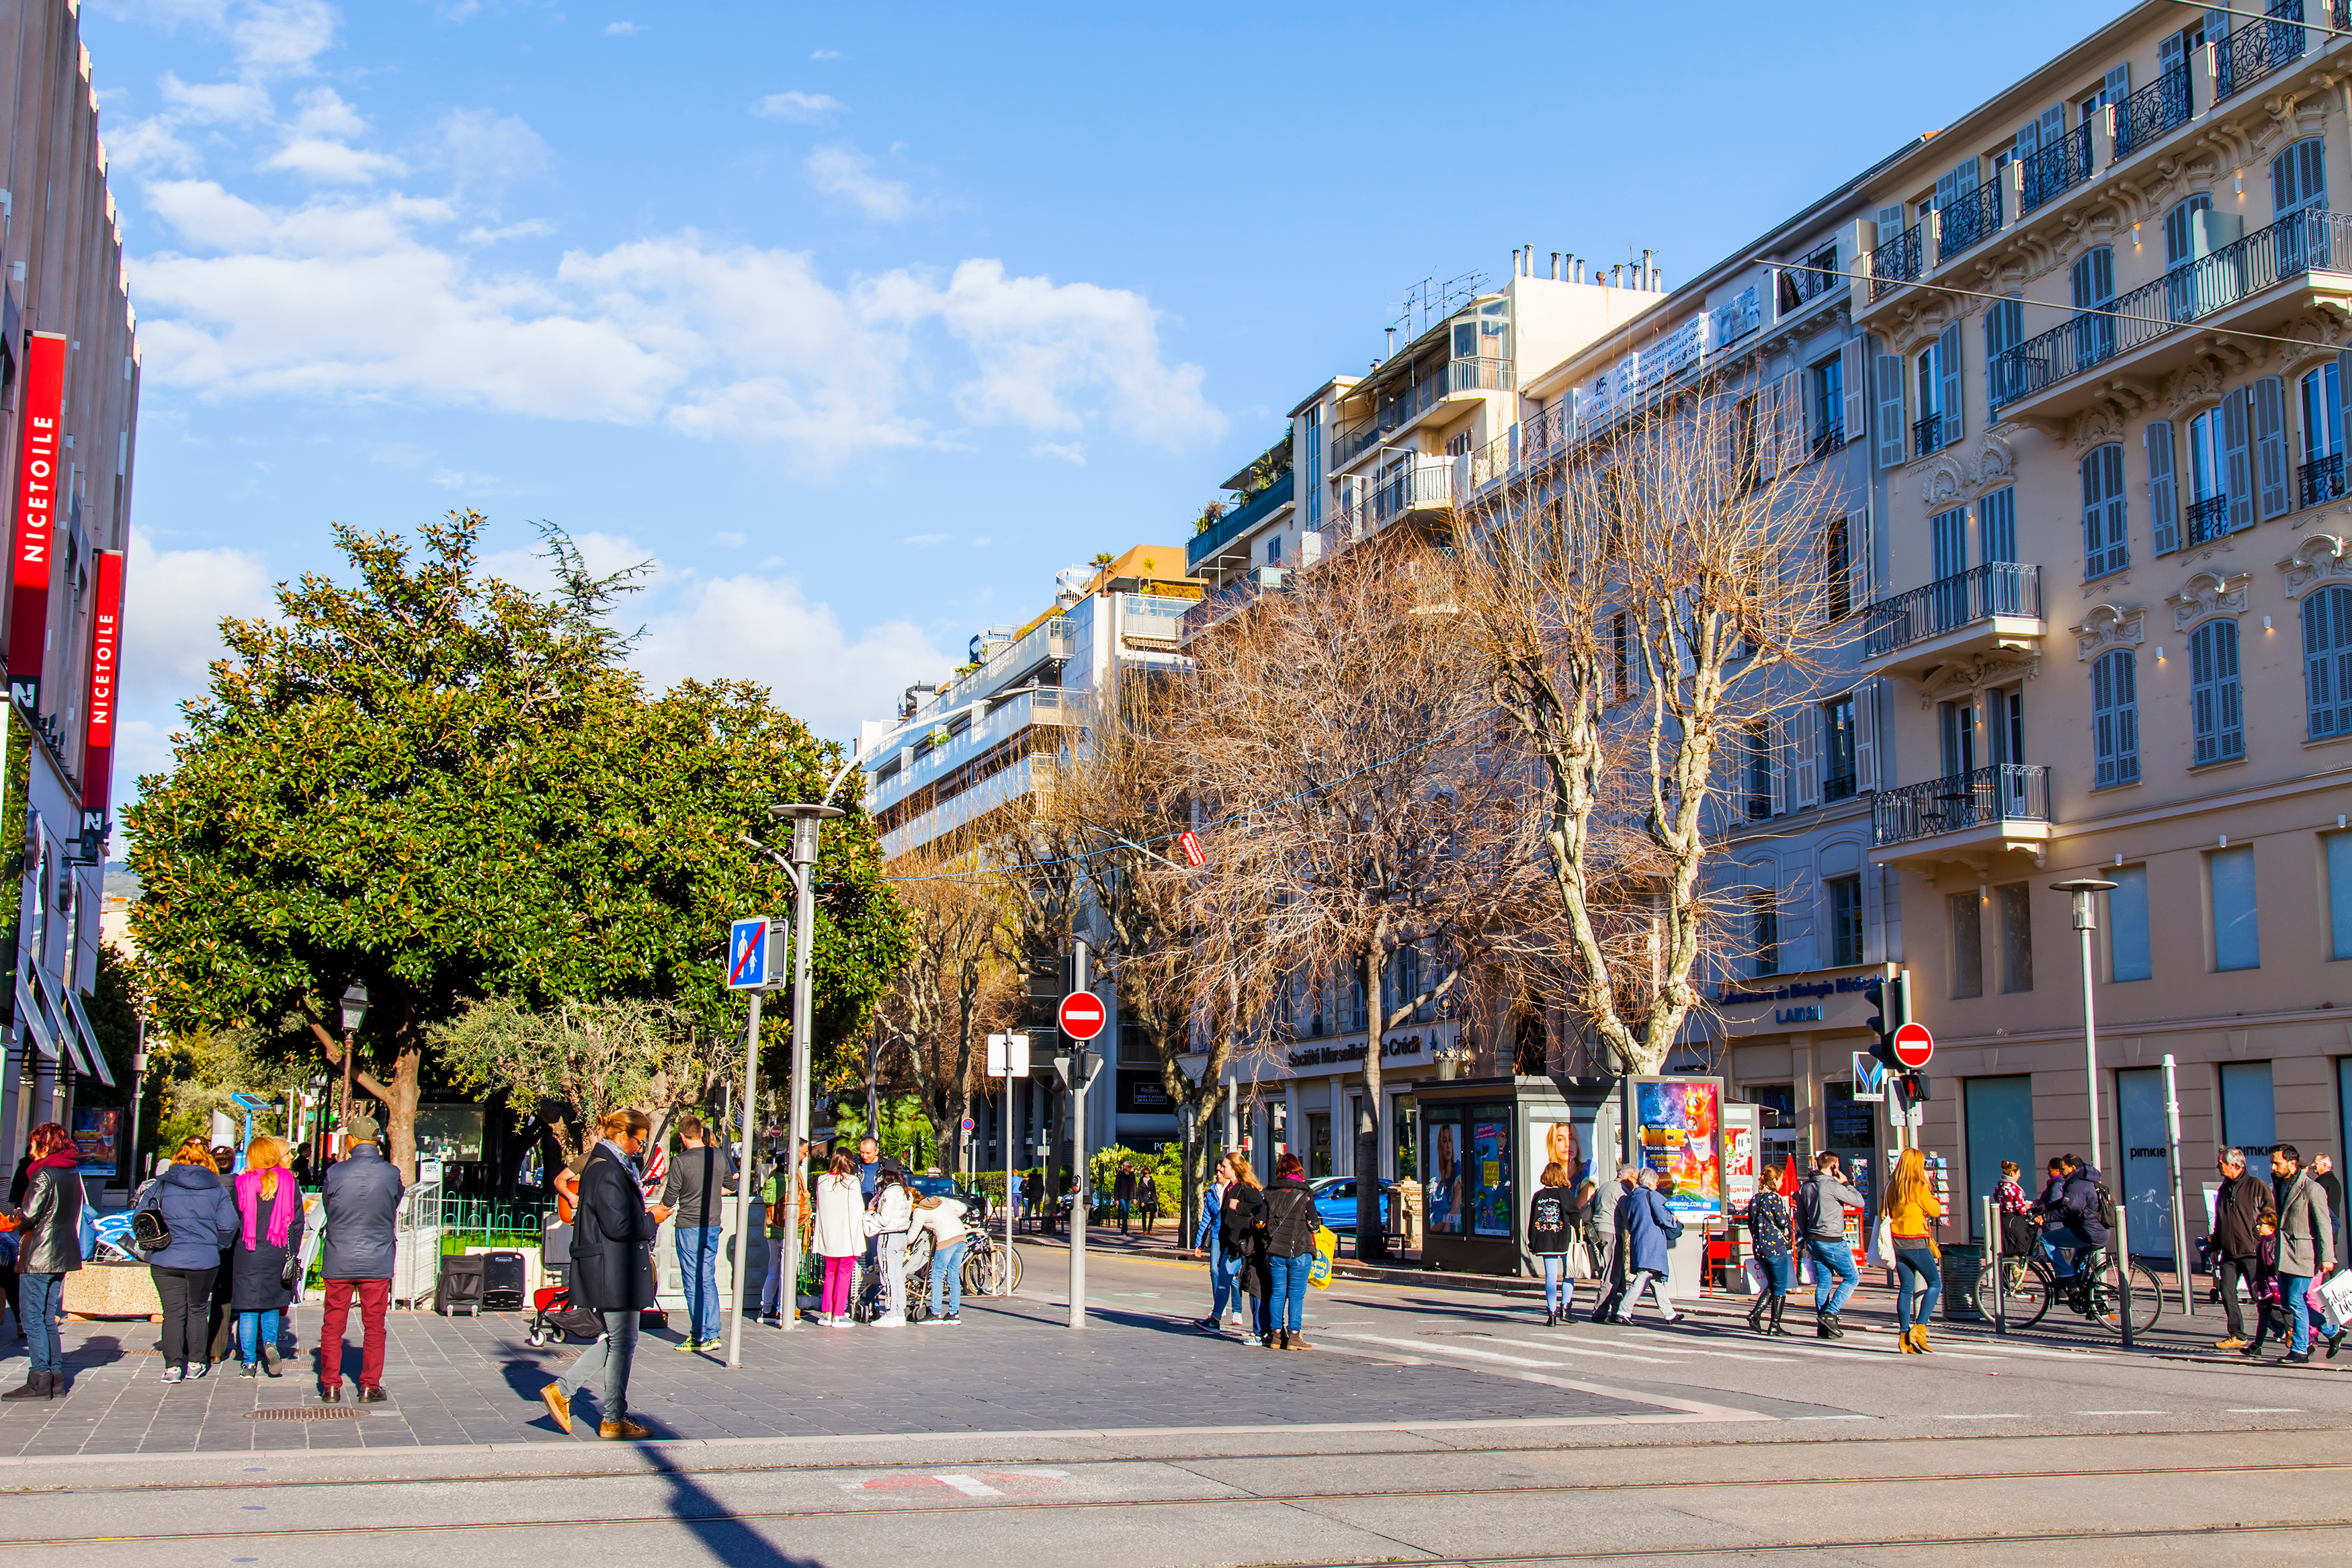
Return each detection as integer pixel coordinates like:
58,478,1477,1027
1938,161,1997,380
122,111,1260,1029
914,1189,970,1325
1138,1170,1163,1237
315,1117,403,1404
1220,1156,1273,1346
1612,1168,1682,1325
1589,1166,1639,1321
1887,1147,1944,1354
2269,1144,2337,1364
1741,1164,1795,1336
1797,1151,1865,1338
2,1123,83,1400
1528,1159,1579,1326
228,1136,305,1379
2210,1146,2276,1352
541,1109,657,1439
1262,1153,1318,1350
1994,1160,2035,1252
1007,1166,1024,1231
2312,1153,2346,1257
659,1115,737,1354
136,1138,239,1385
757,1141,810,1327
1114,1162,1137,1233
857,1137,882,1202
2052,1153,2109,1280
868,1166,915,1327
810,1151,864,1325
1193,1153,1240,1332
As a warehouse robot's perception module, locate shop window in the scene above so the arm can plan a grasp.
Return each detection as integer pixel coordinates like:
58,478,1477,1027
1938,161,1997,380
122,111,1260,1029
2220,1060,2276,1156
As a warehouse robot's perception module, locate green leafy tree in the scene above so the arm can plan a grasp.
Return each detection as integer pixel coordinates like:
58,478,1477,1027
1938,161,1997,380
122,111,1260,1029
125,512,909,1180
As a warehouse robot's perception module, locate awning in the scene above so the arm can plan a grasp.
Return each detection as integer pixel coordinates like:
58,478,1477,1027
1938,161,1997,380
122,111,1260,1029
30,967,95,1079
13,977,67,1070
62,986,115,1090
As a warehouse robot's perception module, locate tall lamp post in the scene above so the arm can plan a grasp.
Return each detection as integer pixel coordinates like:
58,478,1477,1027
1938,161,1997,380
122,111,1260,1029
337,979,370,1137
2050,879,2119,1172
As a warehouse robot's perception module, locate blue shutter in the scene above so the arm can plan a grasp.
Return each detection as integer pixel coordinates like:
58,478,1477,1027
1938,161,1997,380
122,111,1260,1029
2308,585,2352,739
2192,622,2220,764
2093,653,2119,787
2256,376,2290,520
1938,323,1964,445
2222,388,2255,531
2146,421,2179,554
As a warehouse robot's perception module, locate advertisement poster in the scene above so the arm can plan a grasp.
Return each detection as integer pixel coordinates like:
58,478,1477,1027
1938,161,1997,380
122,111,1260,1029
73,1105,121,1178
1470,1119,1511,1236
1425,1119,1462,1235
1724,1108,1758,1208
1636,1079,1722,1219
1528,1110,1599,1223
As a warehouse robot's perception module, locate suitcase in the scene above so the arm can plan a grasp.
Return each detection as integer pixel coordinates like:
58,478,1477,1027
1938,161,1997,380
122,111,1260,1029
480,1249,528,1311
435,1254,487,1316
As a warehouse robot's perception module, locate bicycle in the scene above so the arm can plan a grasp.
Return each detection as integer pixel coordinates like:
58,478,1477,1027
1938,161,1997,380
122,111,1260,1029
959,1221,1023,1297
1973,1244,2161,1336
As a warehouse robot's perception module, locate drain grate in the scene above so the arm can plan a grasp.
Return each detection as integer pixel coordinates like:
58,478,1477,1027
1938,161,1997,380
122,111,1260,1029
245,1407,362,1421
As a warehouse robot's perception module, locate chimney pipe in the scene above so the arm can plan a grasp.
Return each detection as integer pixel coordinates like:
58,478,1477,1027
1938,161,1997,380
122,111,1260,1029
1610,263,1622,288
1509,247,1520,274
1384,326,1396,358
1642,248,1654,290
1573,257,1584,284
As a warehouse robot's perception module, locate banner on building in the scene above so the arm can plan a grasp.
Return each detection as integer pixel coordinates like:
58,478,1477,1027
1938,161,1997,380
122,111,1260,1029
79,548,122,854
7,331,67,711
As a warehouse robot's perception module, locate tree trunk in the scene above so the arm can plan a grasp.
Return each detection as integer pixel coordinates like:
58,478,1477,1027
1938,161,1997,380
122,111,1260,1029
1357,947,1387,1260
384,1041,423,1186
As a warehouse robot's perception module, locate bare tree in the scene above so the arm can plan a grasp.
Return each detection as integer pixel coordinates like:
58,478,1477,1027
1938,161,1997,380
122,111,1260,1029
872,846,1019,1174
1173,538,1547,1256
1454,375,1843,1076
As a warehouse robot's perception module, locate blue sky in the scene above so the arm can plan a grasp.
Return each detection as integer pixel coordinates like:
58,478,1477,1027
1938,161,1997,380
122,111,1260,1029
86,0,2122,826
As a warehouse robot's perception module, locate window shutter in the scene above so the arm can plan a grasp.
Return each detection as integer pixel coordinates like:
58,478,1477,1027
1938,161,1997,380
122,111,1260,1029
2103,63,2130,107
1845,509,1873,606
1794,709,1820,809
1937,323,1965,445
1767,715,1789,816
2222,387,2255,531
2255,375,2290,520
1778,369,1805,472
2146,419,2179,555
1874,204,1906,237
1841,337,1867,448
1854,679,1878,791
1873,339,1907,469
1758,377,1783,480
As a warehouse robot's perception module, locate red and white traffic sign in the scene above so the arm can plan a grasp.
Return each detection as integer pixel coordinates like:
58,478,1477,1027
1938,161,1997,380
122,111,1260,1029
1057,991,1108,1040
1892,1020,1934,1070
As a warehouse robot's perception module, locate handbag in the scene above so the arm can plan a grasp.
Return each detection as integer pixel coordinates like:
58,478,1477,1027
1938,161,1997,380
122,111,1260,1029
1308,1225,1339,1289
130,1205,172,1257
1871,1215,1894,1266
281,1250,303,1289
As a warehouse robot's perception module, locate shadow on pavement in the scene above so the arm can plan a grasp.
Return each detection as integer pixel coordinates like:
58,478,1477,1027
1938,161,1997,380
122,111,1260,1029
660,1465,821,1565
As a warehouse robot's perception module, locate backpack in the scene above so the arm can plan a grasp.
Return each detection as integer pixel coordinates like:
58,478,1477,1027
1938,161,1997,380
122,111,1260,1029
130,1205,173,1256
2095,1182,2118,1232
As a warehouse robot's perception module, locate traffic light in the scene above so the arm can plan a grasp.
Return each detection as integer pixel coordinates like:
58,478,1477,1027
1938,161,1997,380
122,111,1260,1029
1865,974,1905,1071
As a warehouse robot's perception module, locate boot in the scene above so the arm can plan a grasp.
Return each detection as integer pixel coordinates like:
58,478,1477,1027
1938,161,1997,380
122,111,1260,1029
1898,1327,1921,1354
1817,1312,1844,1340
1,1371,46,1401
1746,1296,1767,1332
1768,1294,1791,1336
1912,1325,1933,1354
1275,1328,1290,1351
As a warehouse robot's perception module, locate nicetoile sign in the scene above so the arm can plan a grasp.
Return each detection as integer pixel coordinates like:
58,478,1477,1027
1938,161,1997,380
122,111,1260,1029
7,331,67,710
77,548,123,846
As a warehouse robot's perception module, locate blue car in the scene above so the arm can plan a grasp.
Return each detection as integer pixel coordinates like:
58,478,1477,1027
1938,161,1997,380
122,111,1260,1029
1310,1176,1394,1234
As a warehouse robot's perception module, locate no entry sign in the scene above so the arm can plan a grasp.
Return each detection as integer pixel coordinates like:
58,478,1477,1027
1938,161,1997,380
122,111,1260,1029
1057,991,1108,1041
1892,1021,1934,1070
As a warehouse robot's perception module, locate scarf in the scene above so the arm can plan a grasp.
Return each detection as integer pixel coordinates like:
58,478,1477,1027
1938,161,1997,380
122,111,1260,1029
29,1147,79,1174
237,1168,296,1251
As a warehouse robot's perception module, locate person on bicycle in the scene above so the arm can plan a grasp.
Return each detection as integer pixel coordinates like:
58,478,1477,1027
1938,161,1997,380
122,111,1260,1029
2045,1154,2107,1281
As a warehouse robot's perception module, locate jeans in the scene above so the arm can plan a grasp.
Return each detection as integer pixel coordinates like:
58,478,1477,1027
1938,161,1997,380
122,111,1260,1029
19,1272,62,1373
1540,1254,1573,1313
675,1225,722,1344
1807,1237,1859,1315
879,1232,908,1321
759,1236,786,1317
1209,1244,1241,1321
2283,1273,2316,1354
558,1308,640,1417
2042,1223,2091,1279
150,1266,216,1369
1267,1252,1312,1333
1894,1244,1941,1333
930,1238,967,1318
820,1254,855,1317
319,1278,390,1389
237,1308,281,1365
1755,1251,1794,1295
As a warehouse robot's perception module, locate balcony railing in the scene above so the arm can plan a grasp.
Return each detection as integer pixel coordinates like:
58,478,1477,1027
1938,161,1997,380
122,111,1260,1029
1870,224,1922,302
1936,178,2003,263
1811,419,1845,461
2185,494,2231,546
2216,0,2309,101
1187,470,1294,571
2302,451,2347,508
1337,456,1459,537
1332,357,1514,469
2113,62,2193,159
1912,411,1949,456
1447,355,1514,394
1872,765,2052,848
1988,208,2352,410
2019,122,2093,213
1181,566,1285,642
1822,771,1858,805
1864,561,2042,658
1778,255,1841,311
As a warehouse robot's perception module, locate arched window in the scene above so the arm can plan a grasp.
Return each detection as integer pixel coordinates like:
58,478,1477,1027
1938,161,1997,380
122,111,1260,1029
2273,136,2327,220
2081,443,2129,580
2190,617,2245,763
2092,650,2139,787
2305,583,2352,739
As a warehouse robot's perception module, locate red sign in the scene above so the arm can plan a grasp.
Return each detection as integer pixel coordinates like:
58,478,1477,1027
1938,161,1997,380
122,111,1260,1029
1892,1021,1934,1070
1057,991,1107,1041
79,548,123,815
7,331,67,705
1177,830,1204,867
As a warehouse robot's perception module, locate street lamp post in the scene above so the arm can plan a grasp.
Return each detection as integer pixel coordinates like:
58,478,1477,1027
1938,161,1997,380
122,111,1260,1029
769,794,846,1333
2049,879,2119,1172
337,979,370,1136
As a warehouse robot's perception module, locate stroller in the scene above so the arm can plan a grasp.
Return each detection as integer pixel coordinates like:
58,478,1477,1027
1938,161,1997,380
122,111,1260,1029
526,1278,604,1346
854,1227,937,1323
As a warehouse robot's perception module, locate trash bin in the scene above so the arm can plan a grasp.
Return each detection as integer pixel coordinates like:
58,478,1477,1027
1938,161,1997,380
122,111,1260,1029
1941,1243,1985,1320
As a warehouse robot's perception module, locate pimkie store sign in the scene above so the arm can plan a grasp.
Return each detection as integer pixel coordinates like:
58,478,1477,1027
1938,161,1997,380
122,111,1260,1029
78,548,123,852
7,331,67,710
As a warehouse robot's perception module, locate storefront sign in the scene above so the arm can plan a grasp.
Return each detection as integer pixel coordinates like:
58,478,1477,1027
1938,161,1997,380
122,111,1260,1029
1286,1033,1428,1070
7,331,67,709
1117,1070,1172,1115
78,548,122,847
1718,974,1880,1006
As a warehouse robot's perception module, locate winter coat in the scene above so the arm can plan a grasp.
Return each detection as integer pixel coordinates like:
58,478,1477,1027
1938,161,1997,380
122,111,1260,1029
2213,1170,2277,1260
320,1145,405,1280
571,1143,657,1314
1195,1182,1224,1252
2279,1169,2338,1278
1527,1184,1577,1256
868,1182,914,1235
812,1173,865,1258
228,1172,306,1311
1220,1180,1271,1299
1743,1190,1794,1261
136,1162,239,1270
1615,1186,1680,1276
10,1160,84,1274
1263,1174,1320,1259
2058,1164,2111,1248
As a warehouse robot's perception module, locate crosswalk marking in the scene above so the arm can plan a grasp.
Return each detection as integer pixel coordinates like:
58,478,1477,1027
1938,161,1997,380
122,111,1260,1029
1347,1334,1671,1366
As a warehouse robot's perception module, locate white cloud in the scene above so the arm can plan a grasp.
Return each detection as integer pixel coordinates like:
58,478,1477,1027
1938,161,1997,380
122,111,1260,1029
435,108,549,193
810,48,841,59
288,85,365,138
122,525,274,692
460,218,554,245
430,466,499,490
900,532,950,547
264,136,405,182
231,0,338,79
161,73,273,124
1032,441,1085,464
106,117,202,175
710,530,747,548
803,144,911,221
604,21,640,35
753,91,841,122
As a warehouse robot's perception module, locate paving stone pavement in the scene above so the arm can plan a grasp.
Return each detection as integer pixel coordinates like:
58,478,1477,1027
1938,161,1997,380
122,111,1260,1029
0,1293,1661,1456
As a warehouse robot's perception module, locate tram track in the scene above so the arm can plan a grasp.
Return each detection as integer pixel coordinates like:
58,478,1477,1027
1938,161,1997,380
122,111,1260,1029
1283,1518,2352,1565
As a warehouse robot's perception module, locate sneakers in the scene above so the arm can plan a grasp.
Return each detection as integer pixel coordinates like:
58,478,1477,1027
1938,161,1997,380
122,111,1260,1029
872,1313,907,1329
358,1386,388,1403
261,1347,282,1377
540,1382,572,1434
695,1338,724,1352
239,1363,258,1379
600,1415,653,1440
918,1315,953,1327
1817,1313,1845,1340
2215,1336,2251,1350
2285,1350,2314,1364
159,1365,184,1385
317,1383,341,1403
942,1313,961,1325
187,1361,210,1381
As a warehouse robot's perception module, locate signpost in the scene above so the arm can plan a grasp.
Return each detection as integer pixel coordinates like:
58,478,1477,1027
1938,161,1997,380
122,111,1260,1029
723,914,784,1370
1053,942,1105,1330
1890,1022,1935,1070
1057,991,1107,1041
989,1031,1030,1289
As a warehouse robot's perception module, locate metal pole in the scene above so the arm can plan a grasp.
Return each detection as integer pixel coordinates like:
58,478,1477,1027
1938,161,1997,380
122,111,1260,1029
1984,1194,2005,1335
2163,1052,2192,1318
775,804,837,1333
1004,1061,1016,1293
2116,1199,2134,1350
1068,939,1089,1331
725,982,763,1368
2080,919,2103,1174
125,1025,146,1189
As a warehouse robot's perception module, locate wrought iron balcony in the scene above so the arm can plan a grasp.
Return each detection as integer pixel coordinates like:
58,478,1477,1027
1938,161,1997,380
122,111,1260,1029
1937,178,2002,263
1822,771,1858,805
1865,561,2042,660
2302,451,2346,509
2216,0,2311,101
2113,63,2193,159
1872,765,2051,849
1188,470,1294,572
2185,494,2231,546
1331,357,1514,470
1869,224,1922,302
1778,253,1841,312
2019,122,2093,214
1911,411,1948,456
1335,456,1459,538
1811,419,1845,461
1988,208,2352,412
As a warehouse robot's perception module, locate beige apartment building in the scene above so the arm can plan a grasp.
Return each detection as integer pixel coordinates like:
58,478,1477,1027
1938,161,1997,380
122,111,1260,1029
1840,0,2352,1254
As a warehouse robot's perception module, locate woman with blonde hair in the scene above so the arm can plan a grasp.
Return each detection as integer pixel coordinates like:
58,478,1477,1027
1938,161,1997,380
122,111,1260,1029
230,1135,306,1377
137,1137,240,1383
1887,1147,1944,1353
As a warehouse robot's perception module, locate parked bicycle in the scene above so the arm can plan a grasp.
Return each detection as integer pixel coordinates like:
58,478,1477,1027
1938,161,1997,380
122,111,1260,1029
1974,1243,2162,1335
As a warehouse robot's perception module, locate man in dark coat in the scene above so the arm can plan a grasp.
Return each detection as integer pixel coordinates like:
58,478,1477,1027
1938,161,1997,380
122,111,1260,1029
543,1110,657,1439
2211,1145,2276,1351
316,1116,405,1404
